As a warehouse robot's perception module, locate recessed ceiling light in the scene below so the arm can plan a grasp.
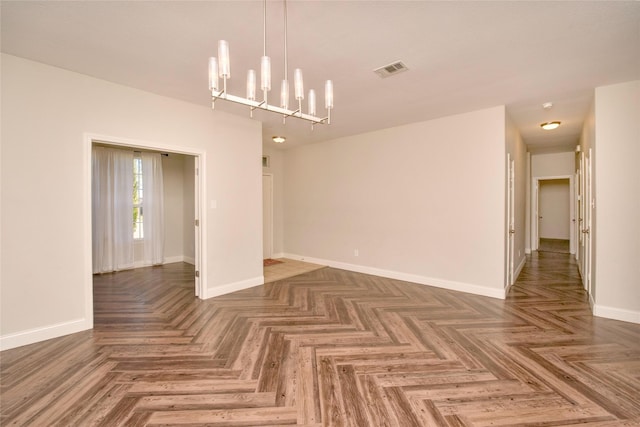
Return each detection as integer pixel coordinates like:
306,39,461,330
272,136,286,143
540,121,561,130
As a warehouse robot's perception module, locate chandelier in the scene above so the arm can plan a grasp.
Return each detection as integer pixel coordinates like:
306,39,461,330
208,0,333,127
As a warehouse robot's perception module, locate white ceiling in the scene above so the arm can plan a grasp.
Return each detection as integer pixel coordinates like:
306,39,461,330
2,1,639,151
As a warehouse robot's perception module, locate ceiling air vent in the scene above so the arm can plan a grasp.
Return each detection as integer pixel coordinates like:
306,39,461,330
374,61,409,78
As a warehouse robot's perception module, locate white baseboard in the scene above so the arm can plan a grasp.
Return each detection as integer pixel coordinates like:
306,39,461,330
593,305,640,324
205,275,264,299
133,255,195,268
514,256,526,282
282,253,504,300
163,255,195,265
0,318,91,351
525,248,532,255
271,252,285,259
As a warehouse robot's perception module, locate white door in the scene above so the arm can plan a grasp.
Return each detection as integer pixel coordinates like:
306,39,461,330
262,174,273,259
539,179,570,241
578,153,585,273
583,150,593,295
506,155,515,287
194,156,201,297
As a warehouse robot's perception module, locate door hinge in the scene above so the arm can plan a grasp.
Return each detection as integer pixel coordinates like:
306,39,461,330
195,219,199,226
195,270,200,278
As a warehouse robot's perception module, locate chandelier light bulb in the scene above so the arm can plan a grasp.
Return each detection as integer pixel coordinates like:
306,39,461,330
294,69,304,101
260,56,271,91
217,40,230,78
208,57,219,91
280,79,289,109
308,89,316,116
325,80,334,109
246,70,256,100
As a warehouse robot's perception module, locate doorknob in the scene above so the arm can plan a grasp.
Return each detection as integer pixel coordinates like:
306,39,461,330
509,229,515,234
582,228,590,234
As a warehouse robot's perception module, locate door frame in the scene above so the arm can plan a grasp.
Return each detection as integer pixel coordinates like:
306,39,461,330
84,133,207,328
262,173,274,259
531,175,575,253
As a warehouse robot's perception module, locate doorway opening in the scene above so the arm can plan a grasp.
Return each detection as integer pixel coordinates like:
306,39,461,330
532,176,574,254
85,134,206,329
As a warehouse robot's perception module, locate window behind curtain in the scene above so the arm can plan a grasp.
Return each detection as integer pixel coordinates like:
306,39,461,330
133,153,143,239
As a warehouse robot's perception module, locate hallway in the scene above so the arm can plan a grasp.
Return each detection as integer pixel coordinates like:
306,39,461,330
1,254,639,425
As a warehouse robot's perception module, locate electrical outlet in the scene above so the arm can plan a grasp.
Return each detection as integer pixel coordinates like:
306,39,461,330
354,249,359,257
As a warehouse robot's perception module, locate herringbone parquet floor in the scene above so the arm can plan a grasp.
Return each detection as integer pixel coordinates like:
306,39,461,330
1,252,639,426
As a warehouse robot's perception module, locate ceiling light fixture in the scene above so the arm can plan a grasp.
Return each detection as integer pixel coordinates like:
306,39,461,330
272,136,286,143
540,121,561,130
208,0,333,128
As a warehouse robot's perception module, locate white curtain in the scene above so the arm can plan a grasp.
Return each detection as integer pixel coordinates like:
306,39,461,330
92,147,134,273
142,152,165,266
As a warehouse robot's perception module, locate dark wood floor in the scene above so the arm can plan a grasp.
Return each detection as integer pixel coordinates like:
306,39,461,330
538,238,570,254
1,252,639,426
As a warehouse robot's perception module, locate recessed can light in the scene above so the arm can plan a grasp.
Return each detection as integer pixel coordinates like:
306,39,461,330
540,121,561,130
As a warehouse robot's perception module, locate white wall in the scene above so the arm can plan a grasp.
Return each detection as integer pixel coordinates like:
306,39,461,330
539,179,570,239
262,146,285,256
593,80,640,323
0,54,263,349
283,106,507,298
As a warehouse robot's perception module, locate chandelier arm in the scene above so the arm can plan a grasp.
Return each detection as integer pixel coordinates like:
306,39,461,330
212,92,327,124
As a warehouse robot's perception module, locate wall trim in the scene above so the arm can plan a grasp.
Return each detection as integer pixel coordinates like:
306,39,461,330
271,252,285,259
593,305,640,325
283,253,505,300
129,256,197,269
205,276,264,299
0,318,91,351
514,256,526,283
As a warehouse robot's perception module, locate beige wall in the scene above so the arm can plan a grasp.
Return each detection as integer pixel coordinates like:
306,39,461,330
283,106,507,298
1,54,263,349
593,80,640,322
531,152,575,177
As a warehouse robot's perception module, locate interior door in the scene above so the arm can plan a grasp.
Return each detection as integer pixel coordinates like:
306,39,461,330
506,155,515,287
583,150,593,295
262,174,273,259
194,156,201,297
